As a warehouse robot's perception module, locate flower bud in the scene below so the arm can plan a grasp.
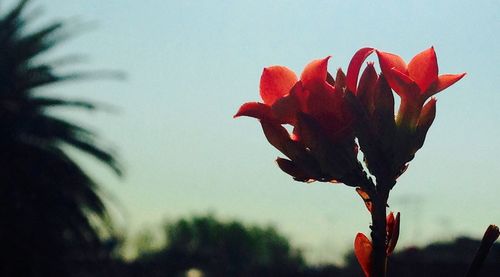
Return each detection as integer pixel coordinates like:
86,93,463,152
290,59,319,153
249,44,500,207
413,98,437,151
335,68,347,93
386,212,400,255
356,63,378,114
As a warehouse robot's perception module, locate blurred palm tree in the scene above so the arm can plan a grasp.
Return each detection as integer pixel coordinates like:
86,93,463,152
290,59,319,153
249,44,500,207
0,0,122,276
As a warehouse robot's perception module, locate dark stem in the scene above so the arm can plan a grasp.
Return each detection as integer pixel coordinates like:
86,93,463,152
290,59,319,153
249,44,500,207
370,190,388,277
465,225,499,277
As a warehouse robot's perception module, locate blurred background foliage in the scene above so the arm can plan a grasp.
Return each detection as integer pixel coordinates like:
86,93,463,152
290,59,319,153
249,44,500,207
116,214,500,277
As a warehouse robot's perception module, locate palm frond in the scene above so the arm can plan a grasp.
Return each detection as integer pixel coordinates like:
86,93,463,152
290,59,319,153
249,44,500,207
30,97,98,110
0,0,123,275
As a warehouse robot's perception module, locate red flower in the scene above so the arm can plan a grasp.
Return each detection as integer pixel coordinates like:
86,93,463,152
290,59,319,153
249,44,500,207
376,47,465,130
235,56,354,140
235,55,364,184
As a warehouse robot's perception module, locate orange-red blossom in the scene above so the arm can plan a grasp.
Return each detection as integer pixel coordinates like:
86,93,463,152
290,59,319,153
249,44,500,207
235,54,370,185
376,47,465,131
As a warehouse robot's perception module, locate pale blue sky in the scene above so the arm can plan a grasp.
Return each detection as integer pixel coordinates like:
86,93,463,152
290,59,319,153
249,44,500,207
20,0,500,263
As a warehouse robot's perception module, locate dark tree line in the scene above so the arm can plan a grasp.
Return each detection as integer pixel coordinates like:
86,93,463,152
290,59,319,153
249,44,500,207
126,215,307,277
116,215,500,277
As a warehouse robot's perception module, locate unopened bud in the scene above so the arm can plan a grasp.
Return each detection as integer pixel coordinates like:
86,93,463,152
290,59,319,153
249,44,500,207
482,224,500,246
357,63,378,114
335,68,347,93
414,98,437,151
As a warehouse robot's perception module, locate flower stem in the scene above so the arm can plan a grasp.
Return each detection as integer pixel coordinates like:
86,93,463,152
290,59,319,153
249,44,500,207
465,225,499,277
370,190,388,277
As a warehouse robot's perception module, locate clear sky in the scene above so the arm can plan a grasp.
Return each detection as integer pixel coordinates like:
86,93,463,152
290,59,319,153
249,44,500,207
18,0,500,263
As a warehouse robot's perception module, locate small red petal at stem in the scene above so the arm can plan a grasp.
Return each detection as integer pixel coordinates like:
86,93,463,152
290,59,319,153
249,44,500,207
387,212,400,255
431,73,467,95
346,47,375,93
356,187,372,212
300,56,331,92
355,233,373,277
260,66,298,105
407,47,439,93
234,102,273,120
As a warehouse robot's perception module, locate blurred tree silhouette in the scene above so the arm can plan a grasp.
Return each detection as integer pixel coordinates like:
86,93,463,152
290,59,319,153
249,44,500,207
0,0,122,276
113,216,499,276
133,215,306,276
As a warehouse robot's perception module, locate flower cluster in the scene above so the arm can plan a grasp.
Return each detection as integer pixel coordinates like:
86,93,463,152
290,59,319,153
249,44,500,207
235,47,465,277
235,47,464,187
235,55,365,186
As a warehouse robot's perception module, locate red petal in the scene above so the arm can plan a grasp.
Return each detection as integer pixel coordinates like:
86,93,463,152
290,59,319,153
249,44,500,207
355,233,373,277
346,47,375,93
376,50,408,73
376,50,409,95
260,66,298,105
429,73,466,96
389,68,421,98
276,157,314,182
271,82,305,124
234,102,273,120
260,121,307,162
408,47,438,93
300,56,331,92
260,120,293,155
